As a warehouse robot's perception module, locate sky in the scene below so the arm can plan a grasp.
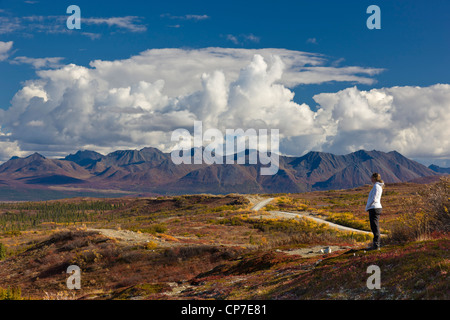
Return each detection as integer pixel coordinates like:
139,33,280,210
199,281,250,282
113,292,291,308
0,0,449,166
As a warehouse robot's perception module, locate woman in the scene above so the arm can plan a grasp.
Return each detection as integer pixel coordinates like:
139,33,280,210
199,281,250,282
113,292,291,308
365,172,384,250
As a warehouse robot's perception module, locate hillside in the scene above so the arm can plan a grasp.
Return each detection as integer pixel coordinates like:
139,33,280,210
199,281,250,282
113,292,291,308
182,238,449,300
0,148,441,200
0,178,448,300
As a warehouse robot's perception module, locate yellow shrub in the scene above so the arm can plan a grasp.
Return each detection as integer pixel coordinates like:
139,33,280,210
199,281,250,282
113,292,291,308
145,241,158,250
327,212,369,231
158,234,179,242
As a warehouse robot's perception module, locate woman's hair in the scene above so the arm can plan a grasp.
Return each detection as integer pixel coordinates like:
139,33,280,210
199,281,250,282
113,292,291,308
372,172,384,184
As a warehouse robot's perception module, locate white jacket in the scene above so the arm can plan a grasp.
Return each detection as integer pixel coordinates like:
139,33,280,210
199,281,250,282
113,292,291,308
365,182,384,211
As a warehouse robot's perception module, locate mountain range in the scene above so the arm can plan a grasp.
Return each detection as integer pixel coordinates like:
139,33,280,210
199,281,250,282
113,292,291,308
0,147,446,199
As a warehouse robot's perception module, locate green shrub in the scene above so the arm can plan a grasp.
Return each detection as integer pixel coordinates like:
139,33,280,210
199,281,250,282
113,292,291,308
134,223,168,234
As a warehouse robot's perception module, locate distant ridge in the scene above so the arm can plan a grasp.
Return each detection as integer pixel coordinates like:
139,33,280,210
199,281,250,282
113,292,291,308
429,164,450,174
0,148,441,196
63,150,105,167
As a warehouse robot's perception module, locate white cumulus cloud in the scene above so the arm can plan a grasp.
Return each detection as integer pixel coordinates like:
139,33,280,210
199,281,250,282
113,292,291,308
311,84,450,158
0,47,448,164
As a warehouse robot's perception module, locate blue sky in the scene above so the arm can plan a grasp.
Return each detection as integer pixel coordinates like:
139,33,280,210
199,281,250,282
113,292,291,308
0,0,449,165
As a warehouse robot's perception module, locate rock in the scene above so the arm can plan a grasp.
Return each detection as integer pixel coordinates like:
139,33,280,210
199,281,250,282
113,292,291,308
320,247,332,254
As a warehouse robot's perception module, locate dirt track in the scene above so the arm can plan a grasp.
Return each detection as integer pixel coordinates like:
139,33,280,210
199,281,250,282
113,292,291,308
248,196,373,235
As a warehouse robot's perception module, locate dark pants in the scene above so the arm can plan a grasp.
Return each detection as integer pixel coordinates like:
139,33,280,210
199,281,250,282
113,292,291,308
368,208,382,248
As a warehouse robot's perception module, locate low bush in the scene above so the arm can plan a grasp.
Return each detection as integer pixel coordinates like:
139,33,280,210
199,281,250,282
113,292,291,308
388,177,449,244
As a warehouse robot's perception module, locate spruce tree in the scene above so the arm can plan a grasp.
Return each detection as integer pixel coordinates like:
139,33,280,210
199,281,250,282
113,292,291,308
0,242,6,260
